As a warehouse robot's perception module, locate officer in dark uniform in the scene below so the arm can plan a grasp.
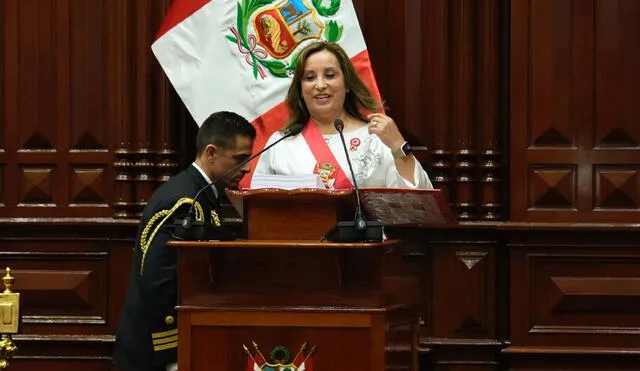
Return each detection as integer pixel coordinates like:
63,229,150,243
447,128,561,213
114,111,256,371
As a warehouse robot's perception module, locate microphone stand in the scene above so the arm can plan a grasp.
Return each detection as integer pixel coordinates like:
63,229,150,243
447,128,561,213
325,119,383,243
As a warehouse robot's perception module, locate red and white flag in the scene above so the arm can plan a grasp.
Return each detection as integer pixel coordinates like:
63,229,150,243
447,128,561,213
152,0,381,185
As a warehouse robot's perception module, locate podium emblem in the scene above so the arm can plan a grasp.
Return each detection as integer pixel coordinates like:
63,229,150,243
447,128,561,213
243,341,316,371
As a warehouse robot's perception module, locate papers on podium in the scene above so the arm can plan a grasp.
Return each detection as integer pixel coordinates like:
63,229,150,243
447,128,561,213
249,173,325,190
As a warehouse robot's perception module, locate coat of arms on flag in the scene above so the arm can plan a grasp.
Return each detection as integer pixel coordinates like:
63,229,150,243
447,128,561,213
227,0,345,79
243,341,316,371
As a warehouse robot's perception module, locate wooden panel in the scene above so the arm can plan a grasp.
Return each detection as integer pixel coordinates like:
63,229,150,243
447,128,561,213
11,334,114,369
10,360,113,371
405,226,502,371
432,247,495,338
505,349,640,371
0,251,107,324
0,220,135,371
0,0,176,218
510,244,640,347
510,0,640,222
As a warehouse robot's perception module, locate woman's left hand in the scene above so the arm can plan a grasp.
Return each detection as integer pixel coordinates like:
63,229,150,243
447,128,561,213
367,113,406,150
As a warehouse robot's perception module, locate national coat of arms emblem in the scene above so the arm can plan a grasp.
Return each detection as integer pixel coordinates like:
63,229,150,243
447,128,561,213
243,341,316,371
227,0,344,79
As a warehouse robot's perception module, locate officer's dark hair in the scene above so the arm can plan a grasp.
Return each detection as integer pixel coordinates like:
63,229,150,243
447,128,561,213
195,111,256,155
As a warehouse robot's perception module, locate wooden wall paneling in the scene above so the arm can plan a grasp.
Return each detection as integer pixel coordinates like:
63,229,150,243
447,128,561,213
0,0,118,218
405,223,640,370
110,0,177,219
357,0,388,103
68,0,113,213
0,0,4,207
391,229,433,337
423,0,453,210
152,1,179,185
0,220,136,369
0,0,175,219
1,0,148,218
421,226,502,369
510,0,640,222
5,0,61,215
111,0,135,219
592,0,640,216
421,0,506,222
3,251,109,326
10,357,114,371
504,354,640,371
504,224,640,368
365,0,424,153
508,230,640,348
2,0,19,211
151,0,178,189
478,0,502,221
0,0,4,159
132,0,158,218
397,0,425,158
450,0,478,221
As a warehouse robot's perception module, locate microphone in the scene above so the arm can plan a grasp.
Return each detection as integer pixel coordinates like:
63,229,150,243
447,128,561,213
325,119,383,242
173,123,304,240
334,119,366,230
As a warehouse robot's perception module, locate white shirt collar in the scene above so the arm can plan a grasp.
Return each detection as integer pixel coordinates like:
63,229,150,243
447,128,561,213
191,162,218,198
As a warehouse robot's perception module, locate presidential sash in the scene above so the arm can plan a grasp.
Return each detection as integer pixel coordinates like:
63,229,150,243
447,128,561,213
301,119,353,190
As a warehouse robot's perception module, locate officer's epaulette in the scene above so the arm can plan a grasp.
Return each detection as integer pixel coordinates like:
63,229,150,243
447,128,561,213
139,197,205,274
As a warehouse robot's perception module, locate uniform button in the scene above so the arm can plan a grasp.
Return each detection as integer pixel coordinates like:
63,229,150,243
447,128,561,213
165,315,175,325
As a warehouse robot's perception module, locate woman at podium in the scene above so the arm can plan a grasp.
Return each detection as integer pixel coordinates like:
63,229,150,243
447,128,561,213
254,41,433,190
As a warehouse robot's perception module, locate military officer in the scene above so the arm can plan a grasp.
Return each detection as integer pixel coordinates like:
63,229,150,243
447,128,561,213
114,111,256,371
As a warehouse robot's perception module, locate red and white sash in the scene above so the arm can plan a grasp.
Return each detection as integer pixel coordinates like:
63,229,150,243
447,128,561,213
301,119,353,190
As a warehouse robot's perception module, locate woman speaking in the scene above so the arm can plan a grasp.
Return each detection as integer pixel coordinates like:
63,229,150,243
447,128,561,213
254,41,433,190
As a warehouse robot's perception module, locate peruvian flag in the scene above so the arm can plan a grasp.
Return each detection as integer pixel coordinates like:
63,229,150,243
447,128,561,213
245,359,261,371
292,343,315,371
297,358,314,371
151,0,381,186
246,346,266,371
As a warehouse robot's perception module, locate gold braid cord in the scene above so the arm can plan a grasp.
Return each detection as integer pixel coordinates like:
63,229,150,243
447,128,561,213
139,198,204,274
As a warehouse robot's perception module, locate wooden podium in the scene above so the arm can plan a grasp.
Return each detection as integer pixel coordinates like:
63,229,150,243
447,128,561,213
170,189,454,371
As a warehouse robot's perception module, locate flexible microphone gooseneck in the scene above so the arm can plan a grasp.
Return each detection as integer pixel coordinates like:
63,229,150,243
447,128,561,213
334,119,366,231
325,119,383,243
175,123,304,240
